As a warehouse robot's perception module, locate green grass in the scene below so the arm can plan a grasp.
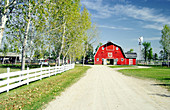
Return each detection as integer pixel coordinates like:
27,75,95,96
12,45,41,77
118,67,170,90
0,67,20,74
0,65,90,110
109,65,137,68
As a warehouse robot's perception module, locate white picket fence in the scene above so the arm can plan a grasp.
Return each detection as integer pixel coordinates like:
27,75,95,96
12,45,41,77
0,64,75,93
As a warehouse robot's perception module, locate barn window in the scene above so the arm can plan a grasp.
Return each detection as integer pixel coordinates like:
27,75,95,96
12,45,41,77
97,58,99,61
102,47,104,50
108,53,112,57
121,58,124,61
116,47,118,50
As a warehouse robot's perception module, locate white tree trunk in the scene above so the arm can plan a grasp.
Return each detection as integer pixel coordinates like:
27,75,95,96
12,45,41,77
62,57,65,65
2,57,5,64
56,23,66,66
70,55,71,64
21,2,31,70
0,0,9,48
168,54,169,67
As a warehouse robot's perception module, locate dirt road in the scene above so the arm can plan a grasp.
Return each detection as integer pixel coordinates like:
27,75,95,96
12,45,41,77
44,65,170,110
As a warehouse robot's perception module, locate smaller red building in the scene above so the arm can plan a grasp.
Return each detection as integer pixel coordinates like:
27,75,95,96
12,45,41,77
94,41,137,65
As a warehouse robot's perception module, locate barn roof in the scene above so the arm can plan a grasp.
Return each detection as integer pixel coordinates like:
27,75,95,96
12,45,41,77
94,41,137,59
125,53,137,59
102,41,126,58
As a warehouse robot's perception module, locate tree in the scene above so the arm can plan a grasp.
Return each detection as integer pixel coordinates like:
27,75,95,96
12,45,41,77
6,0,45,70
160,24,170,67
148,48,153,63
2,43,9,64
95,42,102,54
127,49,134,53
0,0,15,48
153,53,158,61
142,42,151,63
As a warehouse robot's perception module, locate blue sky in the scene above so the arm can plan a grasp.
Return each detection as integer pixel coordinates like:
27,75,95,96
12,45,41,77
81,0,170,58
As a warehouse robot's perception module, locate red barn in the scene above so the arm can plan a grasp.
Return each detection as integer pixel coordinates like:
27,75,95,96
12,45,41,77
94,41,137,65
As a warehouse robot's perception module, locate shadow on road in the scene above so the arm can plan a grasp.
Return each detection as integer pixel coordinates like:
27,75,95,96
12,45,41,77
149,93,170,98
151,84,170,87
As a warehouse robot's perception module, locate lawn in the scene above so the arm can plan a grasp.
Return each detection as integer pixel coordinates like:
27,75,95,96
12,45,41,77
0,65,90,110
109,65,137,68
118,67,170,90
0,67,20,74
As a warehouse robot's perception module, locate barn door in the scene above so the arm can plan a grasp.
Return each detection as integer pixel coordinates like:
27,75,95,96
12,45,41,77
129,59,133,65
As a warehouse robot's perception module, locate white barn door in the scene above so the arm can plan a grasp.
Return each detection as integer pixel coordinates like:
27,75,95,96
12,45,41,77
129,59,133,65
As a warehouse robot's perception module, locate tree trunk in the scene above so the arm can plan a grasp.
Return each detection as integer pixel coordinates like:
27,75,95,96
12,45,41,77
21,2,31,71
70,55,71,64
2,57,5,64
0,0,9,48
62,57,65,65
0,28,5,48
168,54,169,67
56,22,66,66
15,55,17,64
82,55,85,66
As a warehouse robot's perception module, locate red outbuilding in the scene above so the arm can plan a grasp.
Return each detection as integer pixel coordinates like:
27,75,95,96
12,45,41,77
94,41,137,65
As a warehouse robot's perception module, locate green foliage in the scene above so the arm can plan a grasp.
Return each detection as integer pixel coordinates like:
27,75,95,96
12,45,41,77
160,24,170,67
3,0,96,67
153,53,158,60
160,24,170,54
142,42,151,62
2,43,9,56
148,48,153,61
95,42,102,53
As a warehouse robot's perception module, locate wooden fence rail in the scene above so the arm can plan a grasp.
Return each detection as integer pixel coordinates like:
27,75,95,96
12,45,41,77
0,64,75,93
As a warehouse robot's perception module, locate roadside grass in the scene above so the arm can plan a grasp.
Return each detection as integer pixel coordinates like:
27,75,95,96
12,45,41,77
0,64,50,74
118,67,170,90
0,67,20,74
0,65,90,110
109,65,137,68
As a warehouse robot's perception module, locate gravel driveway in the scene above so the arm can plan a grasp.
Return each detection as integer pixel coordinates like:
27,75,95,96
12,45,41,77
44,65,170,110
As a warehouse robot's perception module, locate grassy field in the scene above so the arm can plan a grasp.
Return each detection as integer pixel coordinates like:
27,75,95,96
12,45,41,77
118,67,170,90
0,67,20,74
0,65,90,110
109,65,137,68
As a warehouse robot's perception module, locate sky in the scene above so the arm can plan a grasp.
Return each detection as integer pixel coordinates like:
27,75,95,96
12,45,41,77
81,0,170,58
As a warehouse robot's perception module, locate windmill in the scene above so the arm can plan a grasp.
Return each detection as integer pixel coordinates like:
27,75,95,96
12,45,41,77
138,36,143,60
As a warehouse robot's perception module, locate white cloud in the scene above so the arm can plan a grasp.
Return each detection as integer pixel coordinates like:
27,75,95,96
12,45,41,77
98,25,133,30
111,4,170,25
82,1,170,23
143,24,163,30
144,37,161,41
81,0,113,19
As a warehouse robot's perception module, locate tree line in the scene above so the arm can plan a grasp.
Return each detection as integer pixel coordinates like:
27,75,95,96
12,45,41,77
142,24,170,67
0,0,98,70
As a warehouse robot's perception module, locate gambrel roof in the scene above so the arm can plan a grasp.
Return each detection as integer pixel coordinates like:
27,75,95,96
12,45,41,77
95,41,137,59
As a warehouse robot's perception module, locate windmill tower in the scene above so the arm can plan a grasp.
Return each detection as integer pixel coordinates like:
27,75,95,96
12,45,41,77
138,36,143,61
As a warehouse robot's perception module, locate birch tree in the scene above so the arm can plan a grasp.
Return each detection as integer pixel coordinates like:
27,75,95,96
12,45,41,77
160,24,170,67
6,0,45,70
0,0,23,48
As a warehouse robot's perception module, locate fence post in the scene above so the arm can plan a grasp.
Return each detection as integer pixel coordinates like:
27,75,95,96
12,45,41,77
27,67,29,85
55,65,57,75
40,65,42,80
7,67,10,92
49,65,50,77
